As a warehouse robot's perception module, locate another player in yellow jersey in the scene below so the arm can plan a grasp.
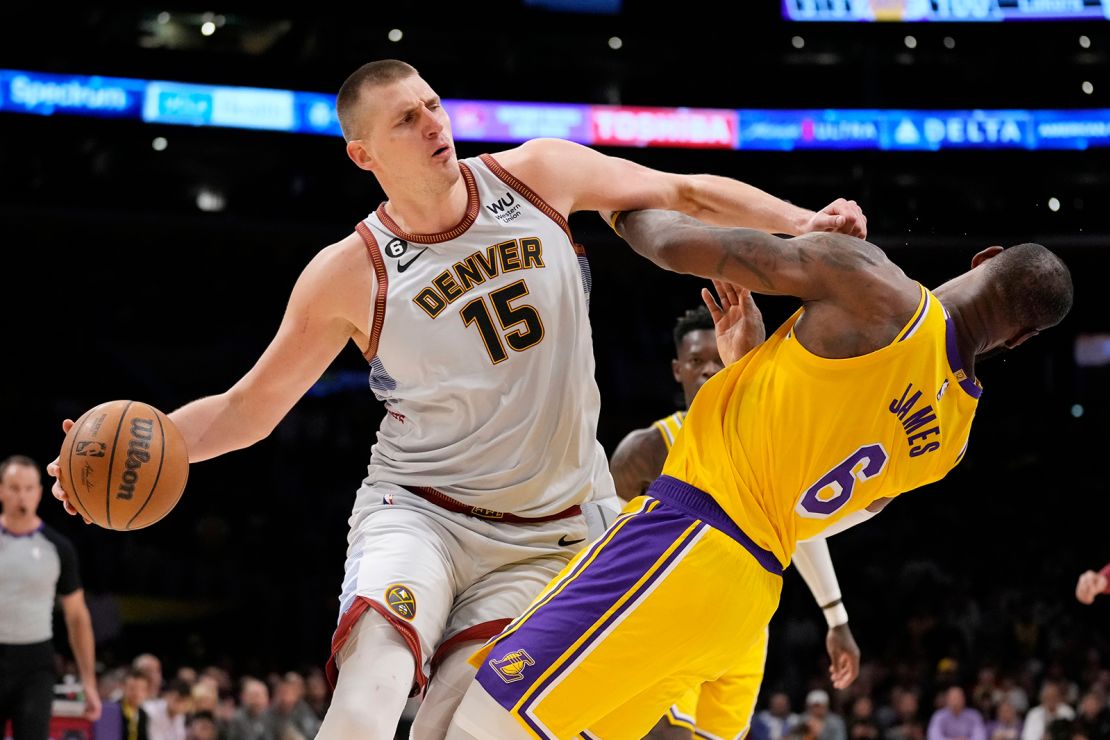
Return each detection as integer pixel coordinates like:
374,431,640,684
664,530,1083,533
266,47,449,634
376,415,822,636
612,305,862,740
448,210,1073,740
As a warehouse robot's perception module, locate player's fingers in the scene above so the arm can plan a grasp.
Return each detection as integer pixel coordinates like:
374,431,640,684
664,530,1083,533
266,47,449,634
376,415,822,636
813,213,846,233
711,279,735,309
721,280,742,308
61,418,74,433
47,460,60,477
701,288,723,323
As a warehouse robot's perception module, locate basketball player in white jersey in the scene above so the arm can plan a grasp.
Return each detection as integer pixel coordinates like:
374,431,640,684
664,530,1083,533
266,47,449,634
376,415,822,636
49,59,867,739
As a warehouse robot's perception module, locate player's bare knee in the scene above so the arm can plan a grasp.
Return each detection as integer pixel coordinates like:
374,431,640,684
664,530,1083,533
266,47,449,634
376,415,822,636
447,681,532,740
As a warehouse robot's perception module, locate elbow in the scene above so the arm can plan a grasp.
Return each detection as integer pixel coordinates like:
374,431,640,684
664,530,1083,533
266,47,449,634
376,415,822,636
673,175,707,219
224,388,278,448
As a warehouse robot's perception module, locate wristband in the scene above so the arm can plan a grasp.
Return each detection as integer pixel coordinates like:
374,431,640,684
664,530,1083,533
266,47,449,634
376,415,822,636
823,600,849,628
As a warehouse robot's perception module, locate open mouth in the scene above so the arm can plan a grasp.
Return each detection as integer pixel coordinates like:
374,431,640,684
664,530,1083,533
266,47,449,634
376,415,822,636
432,145,451,159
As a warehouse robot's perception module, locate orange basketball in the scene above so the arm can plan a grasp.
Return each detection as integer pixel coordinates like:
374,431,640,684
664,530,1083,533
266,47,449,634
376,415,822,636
57,400,189,531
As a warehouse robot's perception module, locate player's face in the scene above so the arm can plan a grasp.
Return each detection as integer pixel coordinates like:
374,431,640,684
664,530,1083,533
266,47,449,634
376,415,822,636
358,75,457,185
0,464,42,519
673,329,723,407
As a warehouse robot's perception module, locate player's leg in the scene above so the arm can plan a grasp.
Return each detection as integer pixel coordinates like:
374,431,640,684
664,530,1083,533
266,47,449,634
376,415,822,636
692,627,770,739
318,609,417,740
645,687,699,739
410,507,582,738
318,487,456,740
453,499,783,739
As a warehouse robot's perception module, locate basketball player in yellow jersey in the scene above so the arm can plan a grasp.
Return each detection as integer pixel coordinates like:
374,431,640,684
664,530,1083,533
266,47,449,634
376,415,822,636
448,211,1073,740
613,303,862,740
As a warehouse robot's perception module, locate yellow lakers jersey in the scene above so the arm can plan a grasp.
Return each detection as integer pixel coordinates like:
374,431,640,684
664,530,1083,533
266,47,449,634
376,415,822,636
662,285,979,568
653,411,687,452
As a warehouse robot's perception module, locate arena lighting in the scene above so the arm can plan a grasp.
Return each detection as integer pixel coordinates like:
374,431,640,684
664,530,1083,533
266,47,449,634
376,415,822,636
904,35,917,49
608,36,622,49
943,36,955,49
200,22,216,36
1048,197,1061,212
157,11,170,24
1083,81,1095,95
1080,35,1091,48
792,36,805,48
782,0,1110,21
5,68,1110,152
388,28,403,42
151,136,168,151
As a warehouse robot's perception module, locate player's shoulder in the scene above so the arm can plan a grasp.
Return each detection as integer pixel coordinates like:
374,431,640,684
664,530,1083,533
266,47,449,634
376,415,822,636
490,138,589,172
614,424,667,456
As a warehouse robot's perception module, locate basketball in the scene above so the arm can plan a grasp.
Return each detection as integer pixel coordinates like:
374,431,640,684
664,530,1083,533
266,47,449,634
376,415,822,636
57,400,189,531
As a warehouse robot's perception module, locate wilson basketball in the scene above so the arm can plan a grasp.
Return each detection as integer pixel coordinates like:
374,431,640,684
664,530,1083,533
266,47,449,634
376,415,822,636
57,400,189,531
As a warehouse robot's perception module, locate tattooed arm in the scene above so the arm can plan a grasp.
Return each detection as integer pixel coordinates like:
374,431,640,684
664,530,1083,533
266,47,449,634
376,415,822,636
612,210,922,356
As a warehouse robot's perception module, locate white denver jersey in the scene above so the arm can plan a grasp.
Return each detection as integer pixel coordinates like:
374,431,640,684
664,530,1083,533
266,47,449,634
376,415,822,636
355,154,613,516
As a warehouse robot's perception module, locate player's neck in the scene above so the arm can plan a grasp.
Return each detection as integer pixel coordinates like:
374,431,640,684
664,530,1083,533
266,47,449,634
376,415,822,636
939,301,984,381
381,172,469,236
0,512,42,535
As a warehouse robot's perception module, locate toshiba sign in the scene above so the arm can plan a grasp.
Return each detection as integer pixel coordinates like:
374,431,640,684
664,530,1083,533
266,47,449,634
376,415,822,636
591,106,738,149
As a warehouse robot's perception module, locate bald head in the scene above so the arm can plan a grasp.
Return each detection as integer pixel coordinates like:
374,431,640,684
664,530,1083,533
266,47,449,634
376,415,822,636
336,59,419,141
986,243,1073,333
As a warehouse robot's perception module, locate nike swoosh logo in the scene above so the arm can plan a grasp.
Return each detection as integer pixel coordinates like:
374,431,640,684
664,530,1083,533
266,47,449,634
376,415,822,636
558,535,586,547
396,248,429,273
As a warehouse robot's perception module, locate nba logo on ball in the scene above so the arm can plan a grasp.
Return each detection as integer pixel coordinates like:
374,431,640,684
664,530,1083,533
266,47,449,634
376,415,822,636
385,584,416,620
75,441,106,457
489,650,535,683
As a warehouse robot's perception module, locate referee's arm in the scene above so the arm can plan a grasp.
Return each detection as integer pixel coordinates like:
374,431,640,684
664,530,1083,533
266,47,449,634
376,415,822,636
60,590,101,720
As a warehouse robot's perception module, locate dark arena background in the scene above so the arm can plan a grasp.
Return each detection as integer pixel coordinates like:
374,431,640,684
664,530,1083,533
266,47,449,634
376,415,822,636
1,4,1108,739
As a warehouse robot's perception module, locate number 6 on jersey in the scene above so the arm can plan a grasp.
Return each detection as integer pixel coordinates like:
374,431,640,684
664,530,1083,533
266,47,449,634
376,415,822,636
460,279,546,364
796,443,888,518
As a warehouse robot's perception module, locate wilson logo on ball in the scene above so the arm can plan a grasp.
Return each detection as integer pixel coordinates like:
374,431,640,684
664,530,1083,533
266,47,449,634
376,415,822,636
115,417,154,501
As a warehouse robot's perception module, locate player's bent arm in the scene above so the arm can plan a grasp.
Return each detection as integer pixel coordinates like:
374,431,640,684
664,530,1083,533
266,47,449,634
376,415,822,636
609,428,667,502
171,237,373,462
501,138,819,236
800,498,891,541
615,210,901,306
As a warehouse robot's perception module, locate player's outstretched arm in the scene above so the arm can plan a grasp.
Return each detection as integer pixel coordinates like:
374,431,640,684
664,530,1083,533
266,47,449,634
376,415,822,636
170,236,373,462
499,138,866,238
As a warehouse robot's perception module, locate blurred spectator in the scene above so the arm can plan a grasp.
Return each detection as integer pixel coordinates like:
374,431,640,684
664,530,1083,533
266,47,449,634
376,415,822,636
227,677,270,740
797,689,847,740
265,672,319,740
134,654,164,696
97,668,152,740
1021,681,1075,740
185,711,220,740
998,676,1029,715
1073,691,1110,739
927,687,985,740
147,678,192,740
849,696,881,740
176,667,198,687
756,691,801,739
985,700,1022,740
972,668,1002,718
880,688,925,740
